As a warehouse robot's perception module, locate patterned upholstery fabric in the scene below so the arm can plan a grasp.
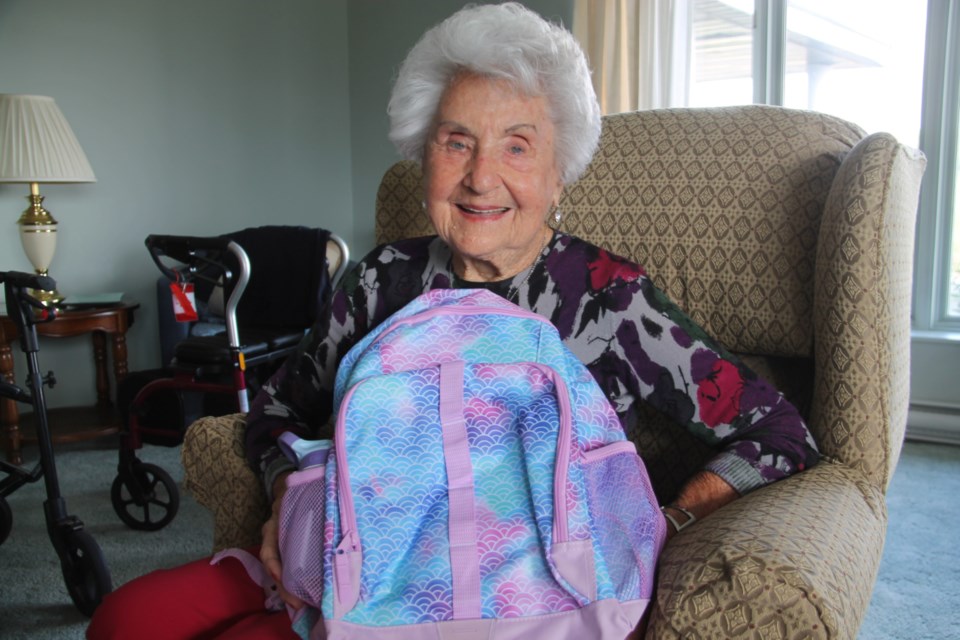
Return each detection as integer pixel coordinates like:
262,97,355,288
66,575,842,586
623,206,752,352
181,106,925,638
181,414,268,551
652,461,886,639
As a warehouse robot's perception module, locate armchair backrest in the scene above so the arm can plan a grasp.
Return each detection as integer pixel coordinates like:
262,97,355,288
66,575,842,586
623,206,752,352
375,105,925,497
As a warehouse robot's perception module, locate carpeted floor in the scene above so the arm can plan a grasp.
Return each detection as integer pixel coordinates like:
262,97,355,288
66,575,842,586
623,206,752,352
0,438,957,639
857,440,960,640
0,441,211,639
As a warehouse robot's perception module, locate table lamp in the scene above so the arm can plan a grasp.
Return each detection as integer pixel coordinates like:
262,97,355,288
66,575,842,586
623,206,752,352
0,94,96,305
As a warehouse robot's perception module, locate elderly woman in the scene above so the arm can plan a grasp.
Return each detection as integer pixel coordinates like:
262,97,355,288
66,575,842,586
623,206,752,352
88,4,818,639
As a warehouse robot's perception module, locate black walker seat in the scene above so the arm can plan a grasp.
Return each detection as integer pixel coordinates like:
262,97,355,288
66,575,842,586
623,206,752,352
111,226,336,531
0,271,113,617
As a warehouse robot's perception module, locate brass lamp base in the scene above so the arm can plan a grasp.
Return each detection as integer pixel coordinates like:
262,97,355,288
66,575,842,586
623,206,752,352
28,271,64,307
17,184,64,306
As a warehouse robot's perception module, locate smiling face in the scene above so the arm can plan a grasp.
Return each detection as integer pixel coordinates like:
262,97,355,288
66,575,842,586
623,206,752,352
423,73,563,282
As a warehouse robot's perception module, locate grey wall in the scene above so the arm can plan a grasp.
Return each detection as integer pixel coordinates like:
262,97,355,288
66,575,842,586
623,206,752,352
0,0,352,406
908,338,960,442
0,0,572,409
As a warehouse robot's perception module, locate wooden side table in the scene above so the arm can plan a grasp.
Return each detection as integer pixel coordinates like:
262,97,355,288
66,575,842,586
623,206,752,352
0,302,139,465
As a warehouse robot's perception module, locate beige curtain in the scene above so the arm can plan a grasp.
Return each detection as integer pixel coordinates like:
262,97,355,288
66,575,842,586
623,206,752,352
573,0,691,114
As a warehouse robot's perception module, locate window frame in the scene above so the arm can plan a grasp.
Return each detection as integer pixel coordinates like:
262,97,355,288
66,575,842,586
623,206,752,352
914,0,960,333
752,0,785,105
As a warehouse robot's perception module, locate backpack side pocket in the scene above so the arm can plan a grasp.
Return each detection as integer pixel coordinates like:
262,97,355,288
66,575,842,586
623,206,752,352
279,441,333,610
582,441,666,603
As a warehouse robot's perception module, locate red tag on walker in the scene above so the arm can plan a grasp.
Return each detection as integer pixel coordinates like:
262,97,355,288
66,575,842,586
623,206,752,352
170,282,199,322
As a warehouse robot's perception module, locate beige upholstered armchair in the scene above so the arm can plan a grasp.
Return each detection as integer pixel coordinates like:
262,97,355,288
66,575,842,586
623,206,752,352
182,106,925,638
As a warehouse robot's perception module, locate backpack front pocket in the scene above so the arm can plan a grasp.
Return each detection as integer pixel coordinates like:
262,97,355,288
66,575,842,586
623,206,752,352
333,361,585,625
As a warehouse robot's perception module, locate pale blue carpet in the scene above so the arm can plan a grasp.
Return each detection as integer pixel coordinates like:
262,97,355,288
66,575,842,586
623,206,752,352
0,441,210,639
0,439,956,639
858,440,960,639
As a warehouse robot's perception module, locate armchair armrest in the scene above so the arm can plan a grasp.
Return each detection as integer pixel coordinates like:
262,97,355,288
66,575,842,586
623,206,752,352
812,132,925,489
181,413,268,552
648,461,886,639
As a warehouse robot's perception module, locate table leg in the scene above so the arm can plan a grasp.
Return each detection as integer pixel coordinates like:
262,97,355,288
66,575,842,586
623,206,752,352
111,331,130,385
1,342,22,465
92,331,110,408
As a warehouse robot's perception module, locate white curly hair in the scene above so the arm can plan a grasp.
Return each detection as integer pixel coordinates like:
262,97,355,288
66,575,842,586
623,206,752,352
387,2,601,185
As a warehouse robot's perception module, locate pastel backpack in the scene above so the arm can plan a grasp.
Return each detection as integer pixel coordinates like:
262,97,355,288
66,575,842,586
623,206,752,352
221,288,666,639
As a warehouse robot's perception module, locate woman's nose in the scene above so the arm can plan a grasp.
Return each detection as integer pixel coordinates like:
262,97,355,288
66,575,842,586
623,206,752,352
463,150,500,194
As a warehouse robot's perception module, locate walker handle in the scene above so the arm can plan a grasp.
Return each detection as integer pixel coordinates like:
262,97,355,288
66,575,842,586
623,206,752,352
145,234,235,286
0,270,56,292
0,270,59,353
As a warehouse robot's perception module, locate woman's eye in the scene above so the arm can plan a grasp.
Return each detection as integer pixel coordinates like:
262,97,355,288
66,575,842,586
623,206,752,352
446,138,467,151
507,140,530,155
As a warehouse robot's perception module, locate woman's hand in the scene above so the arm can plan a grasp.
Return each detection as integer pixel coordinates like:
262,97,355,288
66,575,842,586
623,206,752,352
260,470,305,611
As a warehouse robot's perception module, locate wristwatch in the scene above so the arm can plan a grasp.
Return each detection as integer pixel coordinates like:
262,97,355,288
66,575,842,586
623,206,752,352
661,504,697,533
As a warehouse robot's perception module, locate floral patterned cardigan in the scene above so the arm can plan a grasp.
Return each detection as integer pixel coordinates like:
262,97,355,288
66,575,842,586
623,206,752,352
246,232,819,497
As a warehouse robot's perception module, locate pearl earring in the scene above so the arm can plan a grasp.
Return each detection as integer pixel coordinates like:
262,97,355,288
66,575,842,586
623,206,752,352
552,207,562,228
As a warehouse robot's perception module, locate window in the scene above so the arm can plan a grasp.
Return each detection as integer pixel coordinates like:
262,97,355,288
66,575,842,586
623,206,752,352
689,0,754,107
691,0,926,144
915,0,960,329
945,17,959,321
953,124,960,317
780,1,926,148
940,49,959,320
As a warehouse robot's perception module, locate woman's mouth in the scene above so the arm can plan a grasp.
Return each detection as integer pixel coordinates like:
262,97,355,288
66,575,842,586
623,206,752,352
457,204,510,216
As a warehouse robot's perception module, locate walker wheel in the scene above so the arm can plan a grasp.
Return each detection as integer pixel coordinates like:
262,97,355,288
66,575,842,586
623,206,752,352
0,496,11,546
111,461,180,531
60,528,113,617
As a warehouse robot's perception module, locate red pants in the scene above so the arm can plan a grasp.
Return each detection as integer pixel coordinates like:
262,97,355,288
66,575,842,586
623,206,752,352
86,547,299,640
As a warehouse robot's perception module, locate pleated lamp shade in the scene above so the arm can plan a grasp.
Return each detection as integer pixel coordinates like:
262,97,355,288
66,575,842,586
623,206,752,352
0,94,96,183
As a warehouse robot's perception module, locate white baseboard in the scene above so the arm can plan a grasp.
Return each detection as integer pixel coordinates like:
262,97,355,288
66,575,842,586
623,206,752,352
907,405,960,446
